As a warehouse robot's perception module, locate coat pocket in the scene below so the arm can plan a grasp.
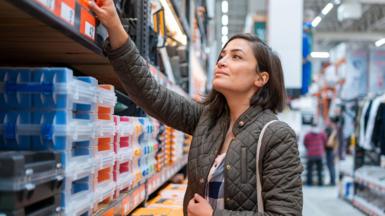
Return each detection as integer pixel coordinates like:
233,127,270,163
241,147,247,183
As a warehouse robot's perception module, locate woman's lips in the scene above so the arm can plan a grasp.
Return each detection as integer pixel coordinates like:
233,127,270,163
215,71,229,76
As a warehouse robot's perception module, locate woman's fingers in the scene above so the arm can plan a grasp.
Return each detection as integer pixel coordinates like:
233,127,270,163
88,0,103,17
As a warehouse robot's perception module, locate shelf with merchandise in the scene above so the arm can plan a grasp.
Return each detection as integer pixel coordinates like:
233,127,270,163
0,0,189,97
354,166,385,194
95,155,187,216
352,195,385,216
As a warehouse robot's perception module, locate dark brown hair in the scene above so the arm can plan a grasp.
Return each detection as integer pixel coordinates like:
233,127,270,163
203,33,287,120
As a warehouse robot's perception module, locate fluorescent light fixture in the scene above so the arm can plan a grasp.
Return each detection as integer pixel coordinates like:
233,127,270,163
222,15,229,25
159,0,187,45
222,35,229,44
375,38,385,47
222,26,228,35
321,3,334,15
311,52,330,58
311,16,322,28
222,1,228,13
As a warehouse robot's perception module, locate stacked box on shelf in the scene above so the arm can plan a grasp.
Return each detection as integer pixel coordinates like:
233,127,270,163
94,85,117,210
0,151,63,216
137,117,158,180
95,84,116,165
113,115,136,197
93,154,115,212
0,67,98,215
62,167,94,215
155,124,166,172
183,134,192,155
164,127,184,165
0,68,97,112
164,126,174,166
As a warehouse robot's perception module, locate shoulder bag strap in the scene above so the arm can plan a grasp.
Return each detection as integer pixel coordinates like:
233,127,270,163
256,120,279,213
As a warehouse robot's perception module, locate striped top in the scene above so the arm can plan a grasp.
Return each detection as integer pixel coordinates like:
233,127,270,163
304,132,327,158
205,153,226,210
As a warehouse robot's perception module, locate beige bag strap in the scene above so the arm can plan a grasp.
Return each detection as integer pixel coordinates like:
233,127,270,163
256,120,278,213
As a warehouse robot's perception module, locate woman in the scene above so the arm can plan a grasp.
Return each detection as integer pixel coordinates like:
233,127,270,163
89,1,303,215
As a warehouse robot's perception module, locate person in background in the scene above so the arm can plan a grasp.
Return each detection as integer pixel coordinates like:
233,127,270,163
325,120,339,186
88,0,303,215
304,121,327,186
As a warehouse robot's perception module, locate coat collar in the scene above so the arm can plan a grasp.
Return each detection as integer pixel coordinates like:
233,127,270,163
231,105,264,136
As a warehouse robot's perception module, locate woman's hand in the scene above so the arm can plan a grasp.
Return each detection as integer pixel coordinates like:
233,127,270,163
187,193,213,216
88,0,128,49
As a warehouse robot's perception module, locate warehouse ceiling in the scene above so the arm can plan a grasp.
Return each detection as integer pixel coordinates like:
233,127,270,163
216,0,385,51
304,0,385,50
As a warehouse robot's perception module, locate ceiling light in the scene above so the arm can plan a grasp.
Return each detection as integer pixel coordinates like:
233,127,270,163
222,35,229,44
321,3,334,15
222,26,228,35
222,1,228,13
311,52,330,58
159,0,187,45
311,16,322,28
334,0,341,5
222,15,228,25
375,38,385,47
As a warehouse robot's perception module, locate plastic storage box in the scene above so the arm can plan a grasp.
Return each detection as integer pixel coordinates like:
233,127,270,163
0,67,97,111
94,156,115,210
62,168,93,216
0,111,95,174
95,119,115,165
0,151,63,215
114,158,135,197
0,194,61,216
97,85,116,121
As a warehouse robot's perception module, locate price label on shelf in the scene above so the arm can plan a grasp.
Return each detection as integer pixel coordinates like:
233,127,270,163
121,196,131,215
85,21,95,39
80,8,96,40
35,0,56,12
60,0,75,25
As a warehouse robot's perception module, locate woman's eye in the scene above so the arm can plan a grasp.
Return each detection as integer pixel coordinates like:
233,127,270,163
233,55,241,59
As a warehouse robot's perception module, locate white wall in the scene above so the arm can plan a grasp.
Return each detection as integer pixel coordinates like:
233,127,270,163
268,0,303,89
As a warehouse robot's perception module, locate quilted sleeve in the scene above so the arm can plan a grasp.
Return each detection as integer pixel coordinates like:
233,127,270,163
213,122,303,216
104,38,203,135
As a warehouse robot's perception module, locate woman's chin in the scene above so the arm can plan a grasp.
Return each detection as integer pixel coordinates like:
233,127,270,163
212,80,230,93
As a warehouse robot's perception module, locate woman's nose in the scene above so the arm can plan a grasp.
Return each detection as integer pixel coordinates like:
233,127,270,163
217,58,227,67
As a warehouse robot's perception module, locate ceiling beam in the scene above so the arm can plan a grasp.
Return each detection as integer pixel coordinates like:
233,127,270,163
313,31,385,42
359,0,385,4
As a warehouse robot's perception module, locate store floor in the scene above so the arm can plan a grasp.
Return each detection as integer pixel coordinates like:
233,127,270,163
303,186,363,216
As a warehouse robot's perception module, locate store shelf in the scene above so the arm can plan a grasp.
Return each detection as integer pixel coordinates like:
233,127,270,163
352,196,385,216
354,166,385,194
95,155,188,216
0,0,187,96
0,0,123,87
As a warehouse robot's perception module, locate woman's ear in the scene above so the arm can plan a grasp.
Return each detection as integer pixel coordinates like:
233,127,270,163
254,72,269,88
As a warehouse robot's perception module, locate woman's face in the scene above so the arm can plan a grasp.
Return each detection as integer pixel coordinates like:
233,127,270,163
213,39,262,95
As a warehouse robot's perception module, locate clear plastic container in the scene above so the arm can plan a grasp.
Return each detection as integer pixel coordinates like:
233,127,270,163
97,85,116,111
95,119,115,165
94,181,115,205
94,161,115,207
0,67,97,111
0,111,94,150
115,162,134,192
0,151,63,191
62,169,93,216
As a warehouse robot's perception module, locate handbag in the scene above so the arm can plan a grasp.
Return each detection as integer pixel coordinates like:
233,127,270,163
256,120,278,213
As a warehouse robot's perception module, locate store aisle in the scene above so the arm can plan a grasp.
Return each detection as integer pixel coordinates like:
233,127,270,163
303,186,363,216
